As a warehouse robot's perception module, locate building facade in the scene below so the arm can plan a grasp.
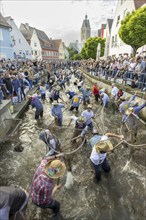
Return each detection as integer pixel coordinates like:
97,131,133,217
81,14,91,43
0,13,14,60
53,39,65,60
5,17,32,60
109,0,146,57
20,23,59,61
104,19,113,59
30,29,42,60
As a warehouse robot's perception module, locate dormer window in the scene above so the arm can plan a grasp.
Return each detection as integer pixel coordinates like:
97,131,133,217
34,42,37,47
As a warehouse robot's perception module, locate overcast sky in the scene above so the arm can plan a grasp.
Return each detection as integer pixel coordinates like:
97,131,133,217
1,0,117,45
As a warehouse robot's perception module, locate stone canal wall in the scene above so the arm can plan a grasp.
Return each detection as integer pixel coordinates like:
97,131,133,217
0,100,13,140
80,68,146,121
0,72,47,142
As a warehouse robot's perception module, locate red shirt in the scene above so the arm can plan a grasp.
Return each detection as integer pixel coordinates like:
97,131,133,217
92,85,99,96
117,91,123,99
30,159,54,205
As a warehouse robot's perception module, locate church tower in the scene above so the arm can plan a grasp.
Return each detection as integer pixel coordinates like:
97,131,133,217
81,14,91,43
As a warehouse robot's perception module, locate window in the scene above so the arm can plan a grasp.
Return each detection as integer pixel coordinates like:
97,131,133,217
19,39,21,43
115,35,117,46
111,36,114,47
34,42,37,47
26,51,29,55
31,50,33,55
35,51,37,55
121,0,123,4
123,9,128,18
116,15,120,27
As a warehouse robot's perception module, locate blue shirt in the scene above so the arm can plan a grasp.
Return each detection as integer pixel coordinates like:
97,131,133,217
31,96,43,110
40,86,46,94
12,78,21,91
66,91,75,99
71,95,82,107
89,135,102,148
51,104,64,119
80,88,91,101
102,93,110,107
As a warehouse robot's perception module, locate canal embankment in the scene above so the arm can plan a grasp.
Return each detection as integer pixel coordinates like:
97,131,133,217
80,67,146,121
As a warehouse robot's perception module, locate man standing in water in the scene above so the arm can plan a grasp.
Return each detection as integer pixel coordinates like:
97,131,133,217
27,94,43,120
30,157,66,220
39,129,61,156
90,132,124,183
51,101,65,126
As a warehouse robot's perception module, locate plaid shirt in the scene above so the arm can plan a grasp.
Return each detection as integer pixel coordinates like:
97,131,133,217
30,159,54,205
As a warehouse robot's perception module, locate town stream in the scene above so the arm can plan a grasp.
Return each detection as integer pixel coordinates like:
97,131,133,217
0,76,146,220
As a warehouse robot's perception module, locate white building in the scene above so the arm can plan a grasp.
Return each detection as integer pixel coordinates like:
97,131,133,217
109,0,146,57
30,29,42,61
104,19,113,59
5,17,32,60
20,23,42,61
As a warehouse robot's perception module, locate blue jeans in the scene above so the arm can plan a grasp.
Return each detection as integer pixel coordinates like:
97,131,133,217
28,79,33,88
58,117,62,126
16,88,21,102
138,74,145,89
87,122,93,131
92,158,110,182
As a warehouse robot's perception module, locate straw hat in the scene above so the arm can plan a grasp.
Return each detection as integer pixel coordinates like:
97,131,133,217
125,107,134,115
120,96,126,101
87,104,92,109
86,86,90,90
44,159,66,179
95,140,113,153
130,100,138,107
52,100,58,105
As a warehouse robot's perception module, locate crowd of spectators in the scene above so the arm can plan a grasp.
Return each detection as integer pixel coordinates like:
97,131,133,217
1,55,146,106
81,55,146,91
0,59,80,105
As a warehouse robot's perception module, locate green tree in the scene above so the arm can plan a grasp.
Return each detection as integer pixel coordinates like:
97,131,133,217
81,37,105,60
73,53,82,60
66,47,78,60
118,6,146,56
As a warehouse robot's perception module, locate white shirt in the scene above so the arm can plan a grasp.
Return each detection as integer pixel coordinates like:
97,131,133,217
90,135,108,165
111,86,119,98
90,147,107,165
81,110,94,125
78,81,83,87
70,115,78,126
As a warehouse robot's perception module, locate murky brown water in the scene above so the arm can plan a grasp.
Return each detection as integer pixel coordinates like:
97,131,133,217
0,76,146,220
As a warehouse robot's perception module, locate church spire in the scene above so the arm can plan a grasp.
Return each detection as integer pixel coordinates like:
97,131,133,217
81,14,91,43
